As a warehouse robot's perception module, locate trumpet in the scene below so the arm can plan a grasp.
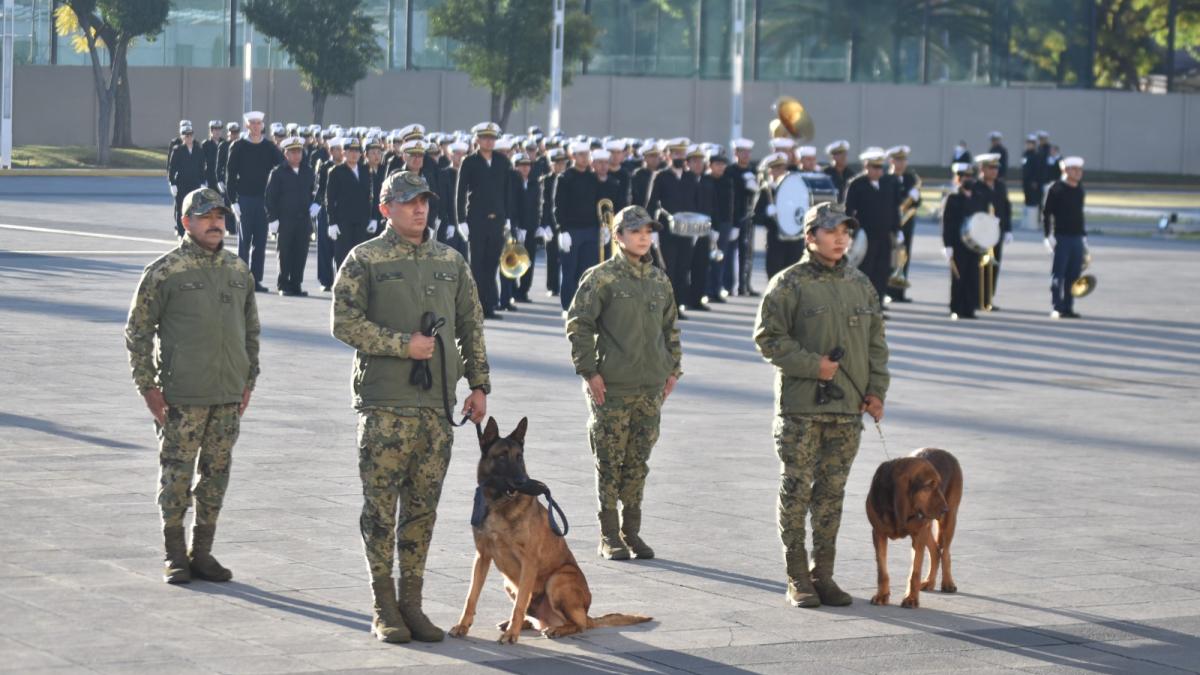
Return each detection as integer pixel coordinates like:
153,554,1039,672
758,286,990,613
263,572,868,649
597,198,617,264
499,229,531,280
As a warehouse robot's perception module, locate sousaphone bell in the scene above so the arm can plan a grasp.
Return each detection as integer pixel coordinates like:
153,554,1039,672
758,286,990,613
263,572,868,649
770,96,815,142
499,235,531,279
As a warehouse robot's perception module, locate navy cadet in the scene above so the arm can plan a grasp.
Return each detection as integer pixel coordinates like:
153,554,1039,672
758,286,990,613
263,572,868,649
941,163,985,320
436,140,470,259
331,171,490,644
987,131,1009,178
685,144,716,312
456,121,513,320
630,140,662,209
566,205,682,560
365,136,388,227
124,188,260,585
885,145,921,304
1043,156,1087,319
265,136,318,297
226,111,283,292
843,148,896,307
166,119,188,175
730,138,758,296
510,151,543,305
314,137,345,291
796,145,819,172
216,121,241,236
754,151,800,279
1020,134,1041,231
554,141,602,312
326,136,374,268
973,152,1013,304
754,201,889,608
201,121,224,195
646,138,700,319
539,147,568,296
168,121,207,238
822,140,852,201
704,148,735,304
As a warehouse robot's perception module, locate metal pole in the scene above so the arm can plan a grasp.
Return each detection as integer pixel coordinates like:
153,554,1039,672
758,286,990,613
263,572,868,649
242,21,253,114
549,0,564,134
730,0,744,143
2,0,14,169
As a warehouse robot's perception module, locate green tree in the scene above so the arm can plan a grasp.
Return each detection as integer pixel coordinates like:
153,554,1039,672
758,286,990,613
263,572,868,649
242,0,383,124
59,0,169,165
430,0,597,130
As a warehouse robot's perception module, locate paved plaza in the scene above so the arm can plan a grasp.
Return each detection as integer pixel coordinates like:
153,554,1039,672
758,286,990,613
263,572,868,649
1,177,1199,674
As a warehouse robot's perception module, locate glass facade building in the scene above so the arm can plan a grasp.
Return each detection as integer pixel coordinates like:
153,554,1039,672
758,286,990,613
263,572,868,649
2,0,1128,89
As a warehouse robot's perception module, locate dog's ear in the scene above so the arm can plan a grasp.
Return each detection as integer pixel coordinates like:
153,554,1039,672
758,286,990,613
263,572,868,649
892,467,912,531
508,417,528,445
479,417,500,452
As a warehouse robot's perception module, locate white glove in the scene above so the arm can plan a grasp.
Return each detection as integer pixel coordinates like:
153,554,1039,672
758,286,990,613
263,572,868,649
728,227,740,241
515,229,526,244
536,226,550,241
232,203,242,220
744,174,758,191
766,204,777,217
309,203,321,219
504,218,512,231
1044,236,1055,253
446,224,456,238
896,231,905,245
651,231,660,246
328,224,341,241
268,220,279,235
1003,232,1014,245
942,246,953,261
169,185,178,197
458,223,470,240
217,182,226,193
602,227,612,246
366,219,378,234
558,231,573,253
908,187,921,202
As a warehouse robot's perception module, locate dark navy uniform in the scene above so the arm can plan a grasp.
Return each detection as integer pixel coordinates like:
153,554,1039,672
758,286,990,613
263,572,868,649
456,150,513,317
843,172,897,303
942,185,984,318
326,162,373,268
646,166,700,309
169,142,207,237
265,160,316,295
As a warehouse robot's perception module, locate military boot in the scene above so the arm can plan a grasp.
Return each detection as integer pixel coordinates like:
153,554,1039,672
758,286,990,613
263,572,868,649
189,523,232,582
597,509,630,560
785,547,819,608
397,576,444,642
162,525,191,585
619,506,654,559
810,552,853,606
369,577,411,643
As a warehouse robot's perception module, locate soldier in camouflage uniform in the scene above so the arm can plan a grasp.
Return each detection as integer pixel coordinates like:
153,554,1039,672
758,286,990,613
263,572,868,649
753,202,889,608
566,205,682,561
124,187,260,585
331,171,490,644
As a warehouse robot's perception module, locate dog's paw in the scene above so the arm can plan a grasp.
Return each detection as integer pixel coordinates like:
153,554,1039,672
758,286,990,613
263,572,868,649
448,623,470,638
870,592,890,605
901,594,920,609
541,626,565,639
941,582,957,593
497,629,520,645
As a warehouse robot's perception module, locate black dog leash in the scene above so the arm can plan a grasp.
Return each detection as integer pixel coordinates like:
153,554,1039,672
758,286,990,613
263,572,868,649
408,311,471,427
818,345,892,460
470,478,569,537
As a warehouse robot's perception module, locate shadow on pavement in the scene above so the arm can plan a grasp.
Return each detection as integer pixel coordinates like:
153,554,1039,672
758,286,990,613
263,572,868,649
0,411,142,450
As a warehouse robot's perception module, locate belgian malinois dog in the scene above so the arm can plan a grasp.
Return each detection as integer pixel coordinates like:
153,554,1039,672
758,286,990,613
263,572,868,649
449,417,652,644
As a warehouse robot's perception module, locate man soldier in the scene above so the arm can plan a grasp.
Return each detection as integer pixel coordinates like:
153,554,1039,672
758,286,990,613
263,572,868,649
1043,156,1087,319
605,139,632,205
326,137,375,268
265,136,318,296
365,136,388,226
941,163,985,320
885,145,920,304
510,152,542,304
215,122,241,236
540,147,568,296
270,122,287,149
973,152,1013,307
1020,134,1041,231
1035,130,1052,194
843,148,896,307
226,111,283,292
456,121,513,320
754,152,800,279
951,140,972,167
797,145,819,172
594,148,627,213
987,131,1008,178
314,137,345,291
754,201,889,608
630,141,661,208
386,124,426,176
201,121,223,195
704,149,735,304
554,142,601,312
684,145,716,312
730,138,758,296
566,205,681,561
822,140,852,201
125,187,260,585
331,171,489,644
168,121,207,238
166,119,188,177
647,138,700,319
436,140,470,259
769,137,797,171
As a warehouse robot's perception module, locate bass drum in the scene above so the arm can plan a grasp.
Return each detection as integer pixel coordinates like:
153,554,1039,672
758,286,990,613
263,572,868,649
774,173,810,241
961,212,1000,254
846,228,868,268
799,172,838,206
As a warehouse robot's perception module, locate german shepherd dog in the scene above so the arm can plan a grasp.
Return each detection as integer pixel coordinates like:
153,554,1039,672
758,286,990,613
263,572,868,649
449,417,652,644
865,448,963,609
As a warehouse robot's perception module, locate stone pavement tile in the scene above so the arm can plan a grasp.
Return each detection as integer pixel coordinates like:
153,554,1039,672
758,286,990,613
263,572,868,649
972,642,1193,674
292,648,434,671
86,660,217,675
1087,637,1200,672
818,652,1021,674
0,636,75,671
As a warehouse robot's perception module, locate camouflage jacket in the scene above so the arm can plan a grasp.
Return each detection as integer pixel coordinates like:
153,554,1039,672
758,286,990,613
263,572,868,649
124,236,260,405
331,226,490,411
753,254,888,417
566,251,682,397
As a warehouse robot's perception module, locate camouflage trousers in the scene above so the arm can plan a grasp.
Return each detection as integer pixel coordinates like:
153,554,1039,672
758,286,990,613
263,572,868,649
587,391,663,512
156,403,240,528
357,408,452,581
774,414,861,562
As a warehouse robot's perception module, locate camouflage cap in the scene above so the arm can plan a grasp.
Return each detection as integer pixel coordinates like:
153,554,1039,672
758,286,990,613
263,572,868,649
803,202,858,234
613,205,660,232
182,188,229,217
380,171,437,204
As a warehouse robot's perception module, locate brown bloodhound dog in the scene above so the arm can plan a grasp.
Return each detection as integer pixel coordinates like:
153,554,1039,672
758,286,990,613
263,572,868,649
865,448,963,608
449,418,651,644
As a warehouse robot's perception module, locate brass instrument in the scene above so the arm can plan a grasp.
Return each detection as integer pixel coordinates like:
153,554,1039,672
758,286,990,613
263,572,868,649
597,198,617,263
499,230,531,280
899,174,922,227
1072,247,1097,298
771,96,815,142
979,247,997,311
887,246,910,289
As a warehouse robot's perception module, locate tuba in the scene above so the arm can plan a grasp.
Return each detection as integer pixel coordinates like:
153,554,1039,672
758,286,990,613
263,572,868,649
597,198,616,263
771,96,815,142
499,230,531,280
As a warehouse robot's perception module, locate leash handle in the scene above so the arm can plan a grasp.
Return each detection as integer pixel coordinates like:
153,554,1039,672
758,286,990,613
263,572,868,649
543,492,569,537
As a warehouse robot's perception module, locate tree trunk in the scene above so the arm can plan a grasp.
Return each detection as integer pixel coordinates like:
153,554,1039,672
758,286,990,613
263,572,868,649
489,91,502,125
111,51,133,147
311,90,328,125
498,94,516,132
80,18,114,166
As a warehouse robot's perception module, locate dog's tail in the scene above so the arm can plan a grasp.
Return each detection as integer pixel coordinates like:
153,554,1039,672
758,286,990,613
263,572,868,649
588,613,653,628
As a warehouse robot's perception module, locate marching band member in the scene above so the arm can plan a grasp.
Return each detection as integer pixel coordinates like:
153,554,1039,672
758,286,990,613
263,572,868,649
843,148,895,307
703,148,735,305
941,163,984,320
973,153,1013,306
1043,156,1087,319
686,145,714,312
436,140,469,259
823,140,852,201
554,142,601,312
631,140,662,208
540,147,569,296
1021,134,1040,230
647,138,700,319
987,131,1009,178
770,137,797,171
730,138,758,297
797,146,819,172
754,152,800,278
886,145,920,304
456,121,513,320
